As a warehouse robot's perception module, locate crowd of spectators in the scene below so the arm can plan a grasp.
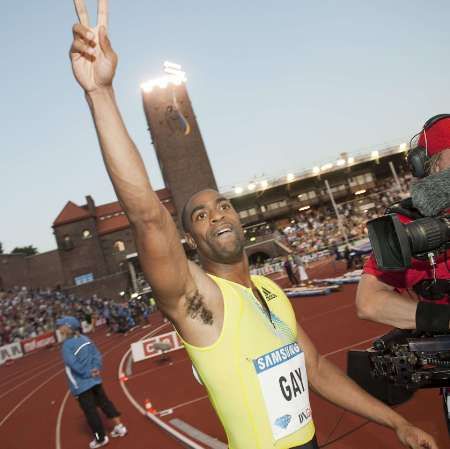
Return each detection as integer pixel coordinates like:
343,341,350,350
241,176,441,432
277,173,412,254
249,174,413,274
0,287,152,347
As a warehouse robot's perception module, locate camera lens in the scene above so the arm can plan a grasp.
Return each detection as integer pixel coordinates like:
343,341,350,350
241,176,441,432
405,218,449,254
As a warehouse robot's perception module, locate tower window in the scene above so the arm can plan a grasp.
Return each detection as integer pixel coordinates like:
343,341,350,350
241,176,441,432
114,240,126,252
62,235,74,250
82,229,92,239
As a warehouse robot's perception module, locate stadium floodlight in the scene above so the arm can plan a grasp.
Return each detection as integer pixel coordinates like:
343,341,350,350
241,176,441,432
141,61,187,93
250,236,256,242
260,180,269,189
371,150,379,159
336,158,346,167
234,186,243,195
399,142,407,151
248,182,256,191
321,163,333,171
355,189,366,195
347,156,355,165
286,173,295,182
298,206,311,211
164,67,187,78
164,61,182,70
312,166,320,175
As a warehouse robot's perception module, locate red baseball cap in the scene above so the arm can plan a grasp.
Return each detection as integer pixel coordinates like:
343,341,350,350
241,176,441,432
417,116,450,156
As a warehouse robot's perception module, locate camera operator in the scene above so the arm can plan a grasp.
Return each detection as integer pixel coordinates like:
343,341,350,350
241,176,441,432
355,114,450,430
356,115,449,331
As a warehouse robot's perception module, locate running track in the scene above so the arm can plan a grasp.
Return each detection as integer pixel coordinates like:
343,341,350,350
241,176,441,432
0,260,448,449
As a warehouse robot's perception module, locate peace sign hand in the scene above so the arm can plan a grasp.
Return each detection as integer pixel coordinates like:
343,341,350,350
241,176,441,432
70,0,117,93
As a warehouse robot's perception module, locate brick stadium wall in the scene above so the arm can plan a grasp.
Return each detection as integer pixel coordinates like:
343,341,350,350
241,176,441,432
1,220,135,294
0,250,64,290
26,250,64,289
54,217,109,286
0,254,30,289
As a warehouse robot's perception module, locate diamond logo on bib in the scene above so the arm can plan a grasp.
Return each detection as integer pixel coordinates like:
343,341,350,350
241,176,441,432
275,414,292,429
253,342,312,440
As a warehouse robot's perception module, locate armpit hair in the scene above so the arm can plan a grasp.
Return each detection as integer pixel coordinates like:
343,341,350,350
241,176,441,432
185,290,213,325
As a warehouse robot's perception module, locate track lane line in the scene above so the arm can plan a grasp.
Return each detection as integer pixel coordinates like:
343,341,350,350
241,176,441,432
0,336,117,400
0,361,64,400
127,357,190,380
55,391,70,449
160,395,209,413
323,334,383,358
0,368,63,427
117,323,208,449
0,357,59,387
299,303,355,323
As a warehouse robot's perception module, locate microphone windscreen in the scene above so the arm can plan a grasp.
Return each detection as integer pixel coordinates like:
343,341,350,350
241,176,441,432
411,167,450,216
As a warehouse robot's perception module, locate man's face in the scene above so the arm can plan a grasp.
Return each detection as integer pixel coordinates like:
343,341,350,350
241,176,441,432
58,324,72,339
436,148,450,172
186,190,246,264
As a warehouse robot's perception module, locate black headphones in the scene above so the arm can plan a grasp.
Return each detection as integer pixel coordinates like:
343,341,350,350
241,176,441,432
407,113,450,178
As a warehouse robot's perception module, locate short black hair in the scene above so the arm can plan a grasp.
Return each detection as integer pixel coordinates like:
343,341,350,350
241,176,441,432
181,200,190,233
180,189,221,233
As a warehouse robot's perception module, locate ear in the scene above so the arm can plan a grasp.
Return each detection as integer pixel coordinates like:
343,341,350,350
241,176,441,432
185,233,197,250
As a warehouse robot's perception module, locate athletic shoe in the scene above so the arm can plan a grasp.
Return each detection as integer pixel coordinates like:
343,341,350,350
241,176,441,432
89,435,109,448
110,424,128,438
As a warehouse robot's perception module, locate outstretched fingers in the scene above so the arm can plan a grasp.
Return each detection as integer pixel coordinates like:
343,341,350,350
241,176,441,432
97,0,108,29
73,0,90,27
72,23,95,46
98,25,115,60
71,23,97,62
70,38,96,61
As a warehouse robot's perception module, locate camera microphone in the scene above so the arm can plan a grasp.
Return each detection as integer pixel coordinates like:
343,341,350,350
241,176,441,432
411,167,450,217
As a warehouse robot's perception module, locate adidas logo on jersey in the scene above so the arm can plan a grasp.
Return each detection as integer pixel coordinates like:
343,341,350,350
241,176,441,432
261,287,277,301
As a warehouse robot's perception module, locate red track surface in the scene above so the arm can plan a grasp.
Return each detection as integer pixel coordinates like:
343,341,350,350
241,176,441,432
1,259,448,449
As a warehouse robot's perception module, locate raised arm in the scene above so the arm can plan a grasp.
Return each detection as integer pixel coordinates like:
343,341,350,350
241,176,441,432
69,0,195,316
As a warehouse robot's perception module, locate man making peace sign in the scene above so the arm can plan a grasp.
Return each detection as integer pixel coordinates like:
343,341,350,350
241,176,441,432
69,2,439,448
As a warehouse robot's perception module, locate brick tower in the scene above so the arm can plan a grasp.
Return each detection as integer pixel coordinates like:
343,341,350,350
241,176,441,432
141,62,217,223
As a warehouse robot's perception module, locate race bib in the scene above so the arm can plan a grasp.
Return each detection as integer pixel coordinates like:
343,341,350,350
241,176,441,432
253,342,312,440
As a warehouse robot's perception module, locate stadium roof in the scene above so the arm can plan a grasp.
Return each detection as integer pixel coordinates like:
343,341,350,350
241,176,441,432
52,201,91,226
221,143,408,199
53,188,176,235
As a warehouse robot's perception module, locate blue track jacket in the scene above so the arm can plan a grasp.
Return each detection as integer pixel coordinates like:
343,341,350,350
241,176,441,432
61,334,102,396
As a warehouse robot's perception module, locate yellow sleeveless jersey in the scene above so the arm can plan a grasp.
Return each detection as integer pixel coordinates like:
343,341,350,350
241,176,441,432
181,274,316,449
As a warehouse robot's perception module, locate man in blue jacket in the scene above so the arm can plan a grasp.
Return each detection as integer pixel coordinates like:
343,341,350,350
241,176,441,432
57,316,127,448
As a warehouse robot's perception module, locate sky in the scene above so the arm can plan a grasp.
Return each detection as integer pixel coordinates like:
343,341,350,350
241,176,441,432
2,1,450,253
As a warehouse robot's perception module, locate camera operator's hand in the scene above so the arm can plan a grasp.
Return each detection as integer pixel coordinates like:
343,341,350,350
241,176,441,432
395,421,438,449
70,0,117,93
